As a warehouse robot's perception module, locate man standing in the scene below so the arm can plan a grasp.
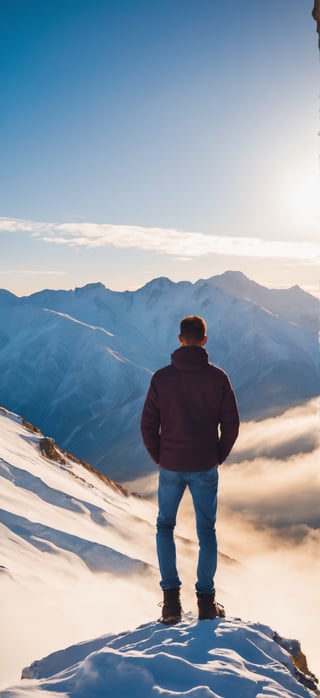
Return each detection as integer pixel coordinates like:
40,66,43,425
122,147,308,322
141,315,239,624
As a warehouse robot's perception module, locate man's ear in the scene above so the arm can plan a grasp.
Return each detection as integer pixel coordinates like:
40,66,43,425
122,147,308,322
201,336,208,346
178,334,185,346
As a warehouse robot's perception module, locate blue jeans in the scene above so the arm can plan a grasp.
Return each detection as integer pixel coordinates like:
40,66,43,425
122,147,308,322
156,466,219,594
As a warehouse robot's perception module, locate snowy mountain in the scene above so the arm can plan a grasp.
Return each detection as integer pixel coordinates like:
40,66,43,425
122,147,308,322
0,273,319,480
205,271,319,332
0,407,318,697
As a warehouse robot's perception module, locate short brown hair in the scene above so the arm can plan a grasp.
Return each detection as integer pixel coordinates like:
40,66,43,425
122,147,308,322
180,316,207,342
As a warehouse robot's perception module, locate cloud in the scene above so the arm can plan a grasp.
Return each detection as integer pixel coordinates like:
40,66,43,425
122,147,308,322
0,269,67,277
1,216,320,262
227,400,320,464
220,453,320,531
219,399,320,534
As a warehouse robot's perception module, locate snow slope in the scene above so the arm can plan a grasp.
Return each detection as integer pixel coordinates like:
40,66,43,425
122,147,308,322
0,273,318,480
0,407,318,697
0,406,158,689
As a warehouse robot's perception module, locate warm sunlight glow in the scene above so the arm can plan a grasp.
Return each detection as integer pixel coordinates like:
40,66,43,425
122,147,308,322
285,168,320,234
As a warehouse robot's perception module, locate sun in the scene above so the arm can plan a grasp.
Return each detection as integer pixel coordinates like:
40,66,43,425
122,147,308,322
287,168,320,236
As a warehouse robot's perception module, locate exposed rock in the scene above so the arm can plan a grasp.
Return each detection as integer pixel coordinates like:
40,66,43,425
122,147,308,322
273,631,319,692
312,0,320,47
21,418,41,434
39,436,130,498
39,437,67,465
1,406,41,433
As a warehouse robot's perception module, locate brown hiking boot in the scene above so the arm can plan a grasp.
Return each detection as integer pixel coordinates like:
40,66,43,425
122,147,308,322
197,592,225,620
158,587,182,625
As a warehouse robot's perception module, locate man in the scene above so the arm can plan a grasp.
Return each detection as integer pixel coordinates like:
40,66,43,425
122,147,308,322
141,315,239,624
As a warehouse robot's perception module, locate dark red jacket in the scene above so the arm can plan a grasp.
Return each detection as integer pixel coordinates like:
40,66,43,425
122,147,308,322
141,346,239,471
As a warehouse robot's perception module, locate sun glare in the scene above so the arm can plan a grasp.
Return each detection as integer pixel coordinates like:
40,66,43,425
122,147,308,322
287,169,320,234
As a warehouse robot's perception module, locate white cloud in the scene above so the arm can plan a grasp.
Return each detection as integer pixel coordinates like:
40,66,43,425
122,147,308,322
0,269,67,277
1,216,320,261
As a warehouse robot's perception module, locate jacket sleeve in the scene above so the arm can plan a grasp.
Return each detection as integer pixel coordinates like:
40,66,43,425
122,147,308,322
218,377,240,464
140,376,161,464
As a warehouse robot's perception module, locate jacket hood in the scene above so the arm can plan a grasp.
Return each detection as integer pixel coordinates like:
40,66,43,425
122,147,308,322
171,346,209,371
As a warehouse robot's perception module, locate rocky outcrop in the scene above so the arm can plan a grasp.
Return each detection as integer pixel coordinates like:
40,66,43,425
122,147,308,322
39,437,67,465
273,632,319,692
312,0,320,47
1,406,41,434
39,436,130,498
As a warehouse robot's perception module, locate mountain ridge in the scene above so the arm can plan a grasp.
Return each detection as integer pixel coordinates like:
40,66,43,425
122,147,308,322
205,271,319,331
0,271,319,480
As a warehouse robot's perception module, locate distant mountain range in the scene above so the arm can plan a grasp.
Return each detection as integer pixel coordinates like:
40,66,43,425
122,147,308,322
0,271,319,480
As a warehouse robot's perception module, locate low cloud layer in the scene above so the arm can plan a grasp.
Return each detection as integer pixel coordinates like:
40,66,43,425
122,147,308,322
221,400,320,534
1,217,320,262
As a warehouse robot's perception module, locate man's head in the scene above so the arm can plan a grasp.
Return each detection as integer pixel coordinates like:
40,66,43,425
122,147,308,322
179,315,207,347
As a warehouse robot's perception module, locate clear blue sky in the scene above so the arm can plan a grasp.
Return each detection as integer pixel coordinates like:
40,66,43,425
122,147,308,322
1,0,319,295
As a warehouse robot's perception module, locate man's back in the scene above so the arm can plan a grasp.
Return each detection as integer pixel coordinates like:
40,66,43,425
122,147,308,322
141,344,239,471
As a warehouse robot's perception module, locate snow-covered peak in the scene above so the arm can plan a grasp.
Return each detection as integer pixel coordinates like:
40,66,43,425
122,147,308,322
17,617,318,697
140,275,175,289
0,288,18,303
137,275,187,299
74,281,107,295
203,270,319,331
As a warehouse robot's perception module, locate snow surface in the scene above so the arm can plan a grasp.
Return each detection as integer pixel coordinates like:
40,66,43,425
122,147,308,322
0,407,318,697
3,617,317,698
